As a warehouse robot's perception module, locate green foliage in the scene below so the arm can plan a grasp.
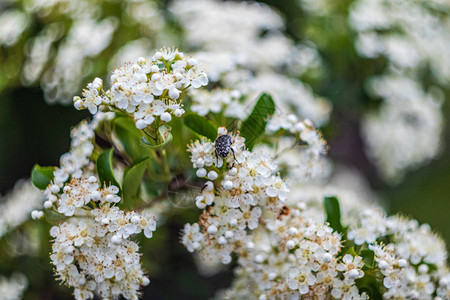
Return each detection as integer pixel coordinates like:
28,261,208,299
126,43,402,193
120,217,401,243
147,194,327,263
122,156,151,208
360,249,375,268
97,148,120,190
323,196,344,234
113,116,148,161
356,273,383,300
44,209,66,223
184,113,218,141
140,125,173,149
240,93,275,150
31,165,55,190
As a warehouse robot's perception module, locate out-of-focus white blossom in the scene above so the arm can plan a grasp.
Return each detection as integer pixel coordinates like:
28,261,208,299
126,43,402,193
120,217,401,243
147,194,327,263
348,0,449,181
0,180,43,238
298,0,448,182
0,10,28,47
262,115,330,182
350,0,450,84
0,273,28,300
41,17,117,103
229,72,331,126
362,76,443,181
2,0,171,103
170,0,330,126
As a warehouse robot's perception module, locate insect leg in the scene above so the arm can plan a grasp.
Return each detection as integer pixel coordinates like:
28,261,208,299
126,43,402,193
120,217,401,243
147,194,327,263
230,148,241,168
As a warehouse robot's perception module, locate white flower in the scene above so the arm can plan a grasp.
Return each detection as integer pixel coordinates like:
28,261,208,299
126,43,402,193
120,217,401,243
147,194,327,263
75,49,208,130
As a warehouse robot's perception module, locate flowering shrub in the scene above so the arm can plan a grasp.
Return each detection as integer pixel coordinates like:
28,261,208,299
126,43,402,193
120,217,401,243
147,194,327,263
0,0,449,299
20,49,449,299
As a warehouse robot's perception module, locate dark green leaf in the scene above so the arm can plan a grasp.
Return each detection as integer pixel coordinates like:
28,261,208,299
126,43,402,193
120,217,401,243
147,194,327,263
31,164,55,190
97,148,120,189
122,156,151,208
143,178,166,197
355,274,383,300
184,113,218,140
323,196,344,234
240,93,275,150
360,249,375,268
140,125,173,149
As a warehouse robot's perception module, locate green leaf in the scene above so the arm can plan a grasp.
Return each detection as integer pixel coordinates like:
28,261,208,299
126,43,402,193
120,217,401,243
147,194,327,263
113,116,148,160
140,125,173,149
97,148,120,189
360,249,375,268
240,93,275,150
355,274,383,300
122,156,151,208
44,209,65,222
345,247,358,257
184,113,218,141
143,178,165,197
323,196,344,234
31,165,55,190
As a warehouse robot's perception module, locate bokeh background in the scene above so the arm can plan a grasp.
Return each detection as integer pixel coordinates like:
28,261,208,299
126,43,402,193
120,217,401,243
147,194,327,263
0,0,448,299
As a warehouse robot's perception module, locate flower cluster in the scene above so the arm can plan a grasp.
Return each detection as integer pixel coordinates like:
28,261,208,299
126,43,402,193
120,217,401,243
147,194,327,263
182,127,289,263
266,114,329,180
345,208,450,299
74,49,208,129
48,177,156,300
214,195,450,299
180,149,450,300
28,111,157,299
216,204,367,300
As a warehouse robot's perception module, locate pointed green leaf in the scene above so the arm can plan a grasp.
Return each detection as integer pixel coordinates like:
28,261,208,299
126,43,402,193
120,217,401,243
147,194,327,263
31,165,55,190
323,196,344,234
122,156,151,208
184,113,218,141
97,148,120,189
240,93,275,150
